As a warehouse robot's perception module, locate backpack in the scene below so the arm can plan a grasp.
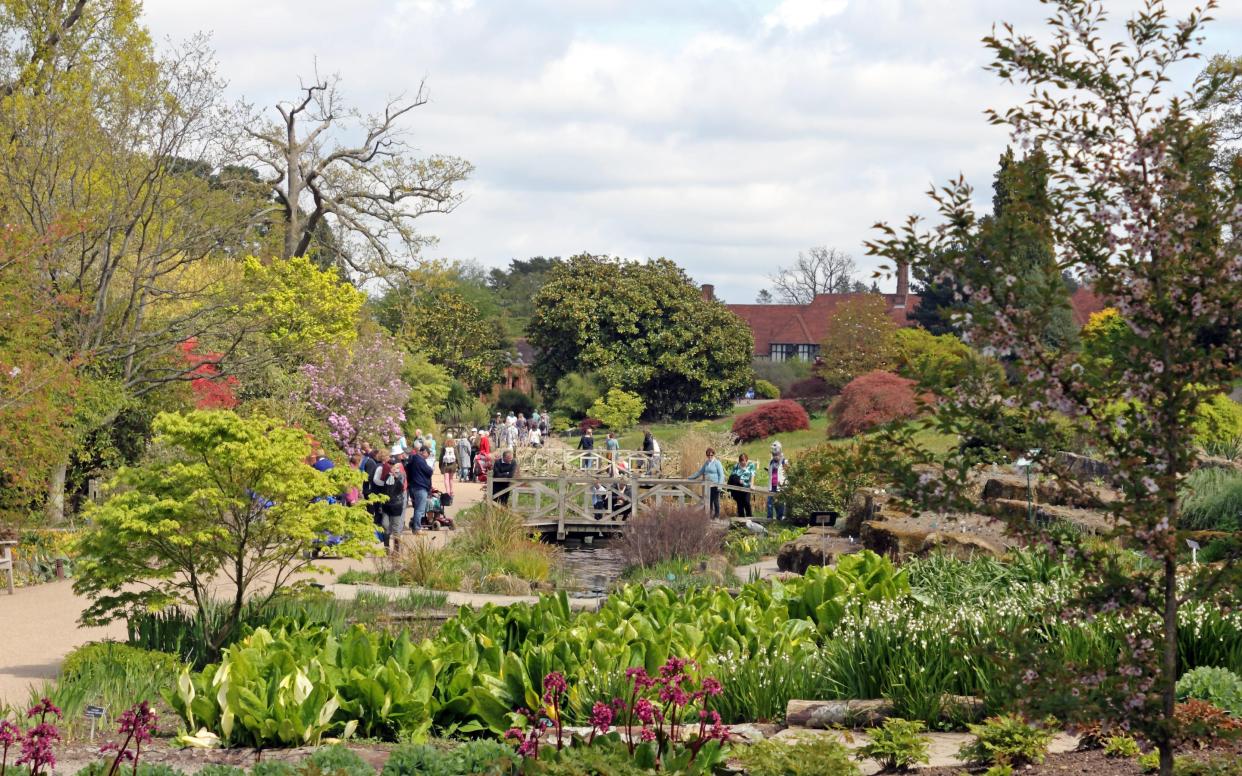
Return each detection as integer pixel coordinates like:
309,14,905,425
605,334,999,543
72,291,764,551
443,446,456,464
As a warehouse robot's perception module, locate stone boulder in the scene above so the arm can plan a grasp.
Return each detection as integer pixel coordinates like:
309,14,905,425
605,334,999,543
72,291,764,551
1055,451,1115,482
859,521,929,561
918,531,1005,560
980,472,1114,509
777,529,861,574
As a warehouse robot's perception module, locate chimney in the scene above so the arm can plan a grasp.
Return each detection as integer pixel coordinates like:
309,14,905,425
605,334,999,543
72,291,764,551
701,284,715,301
894,261,909,308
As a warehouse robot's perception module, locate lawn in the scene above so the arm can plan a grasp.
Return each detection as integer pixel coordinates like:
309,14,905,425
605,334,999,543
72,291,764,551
618,403,957,465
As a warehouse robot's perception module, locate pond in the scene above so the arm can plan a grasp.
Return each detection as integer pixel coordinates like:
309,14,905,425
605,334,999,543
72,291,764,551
557,538,627,595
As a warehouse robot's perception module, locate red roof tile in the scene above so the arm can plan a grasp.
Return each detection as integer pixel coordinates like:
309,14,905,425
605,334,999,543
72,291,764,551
728,293,921,356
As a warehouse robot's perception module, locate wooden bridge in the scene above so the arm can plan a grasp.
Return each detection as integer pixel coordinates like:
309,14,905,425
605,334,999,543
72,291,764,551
486,474,771,539
515,447,682,477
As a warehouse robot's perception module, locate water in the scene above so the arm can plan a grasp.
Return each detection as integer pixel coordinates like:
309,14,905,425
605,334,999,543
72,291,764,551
558,539,627,595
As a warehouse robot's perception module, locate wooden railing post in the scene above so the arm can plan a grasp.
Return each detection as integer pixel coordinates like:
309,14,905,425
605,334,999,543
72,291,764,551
557,473,567,540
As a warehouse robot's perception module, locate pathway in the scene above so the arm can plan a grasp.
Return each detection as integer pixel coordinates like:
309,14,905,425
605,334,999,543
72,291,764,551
0,475,488,706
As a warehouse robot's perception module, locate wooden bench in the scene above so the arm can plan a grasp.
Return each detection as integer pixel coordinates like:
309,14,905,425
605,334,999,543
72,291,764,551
0,540,14,594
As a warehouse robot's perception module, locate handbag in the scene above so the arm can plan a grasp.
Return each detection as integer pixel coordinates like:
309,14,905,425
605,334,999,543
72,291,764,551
440,492,454,507
727,473,742,487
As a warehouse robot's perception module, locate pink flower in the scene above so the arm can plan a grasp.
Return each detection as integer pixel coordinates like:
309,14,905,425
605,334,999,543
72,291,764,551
700,677,723,697
589,701,614,733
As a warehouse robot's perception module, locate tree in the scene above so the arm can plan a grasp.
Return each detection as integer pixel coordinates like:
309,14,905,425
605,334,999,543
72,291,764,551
233,73,473,278
298,330,411,454
816,295,900,389
769,246,857,303
487,257,563,336
866,3,1241,773
0,5,268,520
891,328,972,395
528,255,753,419
553,372,605,419
236,256,365,366
755,289,774,304
589,388,645,431
74,410,375,656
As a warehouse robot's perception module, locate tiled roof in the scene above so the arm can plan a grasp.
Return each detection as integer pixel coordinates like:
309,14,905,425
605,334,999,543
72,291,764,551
1069,287,1107,327
728,293,921,356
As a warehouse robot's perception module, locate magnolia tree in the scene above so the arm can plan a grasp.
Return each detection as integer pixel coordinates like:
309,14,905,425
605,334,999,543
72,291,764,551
299,330,411,454
75,410,375,656
866,2,1240,773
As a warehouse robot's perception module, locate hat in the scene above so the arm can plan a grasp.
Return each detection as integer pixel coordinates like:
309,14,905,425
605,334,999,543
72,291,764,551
390,444,404,456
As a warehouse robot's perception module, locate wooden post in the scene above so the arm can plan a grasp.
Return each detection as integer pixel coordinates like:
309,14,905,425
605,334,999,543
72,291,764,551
629,478,638,520
557,473,567,540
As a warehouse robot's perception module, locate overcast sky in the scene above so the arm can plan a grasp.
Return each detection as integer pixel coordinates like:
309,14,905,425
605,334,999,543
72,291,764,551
143,0,1241,303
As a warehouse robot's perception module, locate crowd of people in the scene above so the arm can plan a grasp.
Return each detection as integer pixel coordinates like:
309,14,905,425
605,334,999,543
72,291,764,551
688,441,787,520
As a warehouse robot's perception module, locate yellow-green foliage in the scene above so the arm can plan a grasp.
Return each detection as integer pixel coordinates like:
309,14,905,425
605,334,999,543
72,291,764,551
589,388,646,431
240,256,364,359
74,410,377,651
892,327,972,391
1193,393,1242,449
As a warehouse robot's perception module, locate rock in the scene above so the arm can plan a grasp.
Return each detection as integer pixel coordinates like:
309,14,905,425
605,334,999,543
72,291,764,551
918,531,1006,560
786,699,891,728
1196,455,1242,475
859,521,929,561
845,490,878,536
726,724,768,744
776,531,861,574
1055,451,1115,482
479,573,532,596
980,472,1115,509
990,499,1112,534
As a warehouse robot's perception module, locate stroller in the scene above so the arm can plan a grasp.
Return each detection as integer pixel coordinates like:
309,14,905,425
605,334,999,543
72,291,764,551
473,452,493,483
424,488,455,531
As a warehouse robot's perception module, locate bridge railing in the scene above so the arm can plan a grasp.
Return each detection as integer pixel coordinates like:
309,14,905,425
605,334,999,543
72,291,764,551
515,448,682,477
486,474,771,538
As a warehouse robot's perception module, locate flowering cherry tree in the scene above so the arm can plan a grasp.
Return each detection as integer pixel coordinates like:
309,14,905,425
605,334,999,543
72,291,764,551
299,330,411,454
866,2,1240,774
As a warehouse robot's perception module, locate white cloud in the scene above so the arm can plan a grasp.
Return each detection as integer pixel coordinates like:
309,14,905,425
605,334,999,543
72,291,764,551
139,0,1241,302
763,0,849,34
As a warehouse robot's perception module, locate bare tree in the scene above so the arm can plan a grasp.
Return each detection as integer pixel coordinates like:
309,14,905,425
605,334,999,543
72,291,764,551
769,246,857,304
234,71,473,278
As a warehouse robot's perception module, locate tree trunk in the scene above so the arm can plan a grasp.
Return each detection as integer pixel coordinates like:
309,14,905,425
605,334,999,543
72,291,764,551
1160,541,1178,776
46,459,67,524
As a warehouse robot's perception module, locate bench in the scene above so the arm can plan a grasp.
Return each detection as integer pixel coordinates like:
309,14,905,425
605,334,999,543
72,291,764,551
0,540,14,594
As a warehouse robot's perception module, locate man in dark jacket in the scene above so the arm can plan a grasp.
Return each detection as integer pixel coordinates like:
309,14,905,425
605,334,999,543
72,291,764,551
405,446,434,532
359,443,381,527
491,450,519,506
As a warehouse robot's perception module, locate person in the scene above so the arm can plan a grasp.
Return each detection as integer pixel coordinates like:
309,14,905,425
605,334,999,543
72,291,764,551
360,443,381,529
422,433,436,460
345,453,362,505
406,446,434,532
440,435,459,496
311,448,334,472
687,447,725,518
767,441,789,520
456,434,473,484
578,427,595,469
729,453,757,517
372,449,406,552
604,432,620,463
479,429,492,457
529,425,542,448
491,449,518,505
592,479,609,519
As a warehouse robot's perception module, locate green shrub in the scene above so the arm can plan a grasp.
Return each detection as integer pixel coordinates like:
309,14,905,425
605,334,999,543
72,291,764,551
61,641,183,682
588,388,645,431
1141,753,1242,776
1177,666,1242,715
855,717,931,770
1180,468,1242,532
494,388,535,417
753,379,780,399
78,765,188,776
732,737,860,776
957,714,1054,766
304,745,373,776
982,766,1014,776
251,762,297,776
779,443,873,522
1194,394,1242,449
1101,734,1140,758
194,767,247,776
382,741,516,776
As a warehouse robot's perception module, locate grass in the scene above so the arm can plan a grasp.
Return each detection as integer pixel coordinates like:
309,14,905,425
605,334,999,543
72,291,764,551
338,568,402,586
618,555,739,592
725,524,806,565
387,503,566,593
619,403,958,466
1181,467,1242,531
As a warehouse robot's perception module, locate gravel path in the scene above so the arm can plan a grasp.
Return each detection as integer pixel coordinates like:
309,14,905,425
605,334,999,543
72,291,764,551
0,478,490,706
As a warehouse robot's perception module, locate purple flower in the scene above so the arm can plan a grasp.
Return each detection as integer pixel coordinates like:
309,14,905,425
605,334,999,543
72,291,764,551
589,701,614,733
700,677,724,697
0,720,18,747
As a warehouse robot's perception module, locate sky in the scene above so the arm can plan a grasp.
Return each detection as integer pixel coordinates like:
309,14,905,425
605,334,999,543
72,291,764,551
142,0,1242,303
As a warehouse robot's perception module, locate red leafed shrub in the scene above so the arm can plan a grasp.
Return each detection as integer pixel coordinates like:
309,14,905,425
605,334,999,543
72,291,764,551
1174,699,1242,748
786,376,836,413
731,400,810,442
829,371,920,437
579,417,604,432
179,338,238,409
